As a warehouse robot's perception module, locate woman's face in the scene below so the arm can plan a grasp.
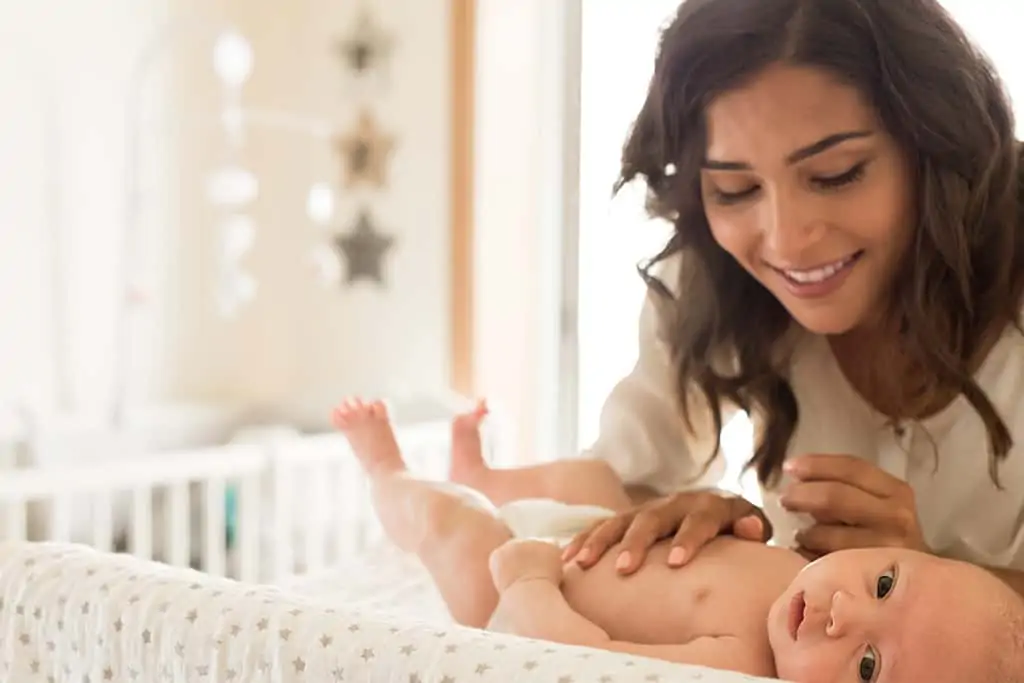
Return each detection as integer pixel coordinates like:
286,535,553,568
700,63,915,335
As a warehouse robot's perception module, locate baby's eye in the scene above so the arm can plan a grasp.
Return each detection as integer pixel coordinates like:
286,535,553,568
858,647,878,682
875,566,897,599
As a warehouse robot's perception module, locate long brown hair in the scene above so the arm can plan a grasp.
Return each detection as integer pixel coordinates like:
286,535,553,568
617,0,1024,487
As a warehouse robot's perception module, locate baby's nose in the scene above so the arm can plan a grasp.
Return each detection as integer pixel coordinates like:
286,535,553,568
825,590,867,638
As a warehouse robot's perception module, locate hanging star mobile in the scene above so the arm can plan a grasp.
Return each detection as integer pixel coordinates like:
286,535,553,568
333,109,396,189
334,210,395,286
335,7,395,83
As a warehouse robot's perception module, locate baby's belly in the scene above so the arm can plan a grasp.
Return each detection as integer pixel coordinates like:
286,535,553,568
560,538,802,645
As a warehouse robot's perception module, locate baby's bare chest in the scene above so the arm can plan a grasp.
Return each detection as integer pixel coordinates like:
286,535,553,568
560,539,801,645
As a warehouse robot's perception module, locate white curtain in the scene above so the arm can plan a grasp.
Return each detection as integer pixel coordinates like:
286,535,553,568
0,1,157,417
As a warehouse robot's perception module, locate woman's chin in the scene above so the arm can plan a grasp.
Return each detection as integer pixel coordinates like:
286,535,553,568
785,307,861,336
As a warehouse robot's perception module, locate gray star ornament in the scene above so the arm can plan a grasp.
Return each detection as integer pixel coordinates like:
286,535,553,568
336,8,395,79
334,211,395,286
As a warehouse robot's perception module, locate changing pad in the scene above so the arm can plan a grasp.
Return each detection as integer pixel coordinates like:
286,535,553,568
0,541,786,682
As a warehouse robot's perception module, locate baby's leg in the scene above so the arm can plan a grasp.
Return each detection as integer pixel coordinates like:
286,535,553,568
449,401,631,511
333,399,511,628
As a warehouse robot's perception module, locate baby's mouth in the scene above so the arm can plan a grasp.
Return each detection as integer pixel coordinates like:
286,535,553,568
788,591,807,641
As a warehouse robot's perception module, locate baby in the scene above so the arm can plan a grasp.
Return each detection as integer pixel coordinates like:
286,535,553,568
333,398,1024,682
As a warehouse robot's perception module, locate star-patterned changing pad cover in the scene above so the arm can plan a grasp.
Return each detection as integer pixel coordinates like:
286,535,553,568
0,541,782,683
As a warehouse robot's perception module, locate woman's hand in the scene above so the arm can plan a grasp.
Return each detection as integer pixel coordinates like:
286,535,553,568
781,454,929,558
561,489,772,575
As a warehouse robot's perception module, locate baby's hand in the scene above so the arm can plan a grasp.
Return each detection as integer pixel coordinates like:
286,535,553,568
488,540,573,640
489,539,564,591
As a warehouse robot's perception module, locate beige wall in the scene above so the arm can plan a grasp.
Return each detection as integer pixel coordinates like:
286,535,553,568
0,0,453,431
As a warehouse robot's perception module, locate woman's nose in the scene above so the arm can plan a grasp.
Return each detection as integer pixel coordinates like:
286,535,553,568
825,590,867,638
760,190,826,262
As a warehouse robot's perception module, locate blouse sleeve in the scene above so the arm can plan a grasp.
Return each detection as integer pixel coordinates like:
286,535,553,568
576,257,732,494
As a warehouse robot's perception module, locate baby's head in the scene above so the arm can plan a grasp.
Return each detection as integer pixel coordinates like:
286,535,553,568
766,547,1024,683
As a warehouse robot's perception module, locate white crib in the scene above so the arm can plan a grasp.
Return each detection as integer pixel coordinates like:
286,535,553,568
0,408,498,584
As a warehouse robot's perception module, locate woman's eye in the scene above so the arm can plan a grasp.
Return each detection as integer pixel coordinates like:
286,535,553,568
875,566,896,599
813,161,867,190
711,186,758,204
858,647,878,682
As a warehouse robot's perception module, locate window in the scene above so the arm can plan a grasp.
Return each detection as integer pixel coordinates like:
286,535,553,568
575,0,678,452
574,0,757,495
940,3,1024,136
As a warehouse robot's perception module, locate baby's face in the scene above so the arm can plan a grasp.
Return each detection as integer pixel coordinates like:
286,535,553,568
766,547,1009,683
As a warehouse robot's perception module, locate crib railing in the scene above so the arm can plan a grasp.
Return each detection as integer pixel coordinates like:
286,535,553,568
0,417,481,583
0,443,267,580
256,422,454,579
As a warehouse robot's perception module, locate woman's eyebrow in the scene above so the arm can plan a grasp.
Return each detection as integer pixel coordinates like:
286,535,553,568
702,130,874,170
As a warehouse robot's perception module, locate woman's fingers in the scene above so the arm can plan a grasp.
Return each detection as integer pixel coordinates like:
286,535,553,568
795,523,895,555
786,454,904,498
731,514,766,542
613,510,676,574
560,529,590,563
667,498,771,566
563,491,771,572
564,515,632,567
667,509,725,567
781,480,897,528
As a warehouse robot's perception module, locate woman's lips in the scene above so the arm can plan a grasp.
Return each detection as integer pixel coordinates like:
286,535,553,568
771,250,864,300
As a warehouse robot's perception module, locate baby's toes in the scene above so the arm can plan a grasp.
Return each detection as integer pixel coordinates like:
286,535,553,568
368,400,389,419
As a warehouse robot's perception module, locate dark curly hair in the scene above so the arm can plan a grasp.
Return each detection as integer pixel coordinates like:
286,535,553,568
617,0,1024,487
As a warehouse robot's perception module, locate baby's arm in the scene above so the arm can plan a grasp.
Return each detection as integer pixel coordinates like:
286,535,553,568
491,578,610,644
489,540,611,643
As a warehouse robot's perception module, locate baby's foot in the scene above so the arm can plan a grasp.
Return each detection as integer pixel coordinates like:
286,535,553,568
489,539,564,592
331,398,405,477
448,399,489,487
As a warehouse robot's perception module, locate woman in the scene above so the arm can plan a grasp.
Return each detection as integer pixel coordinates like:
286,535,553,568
556,0,1024,596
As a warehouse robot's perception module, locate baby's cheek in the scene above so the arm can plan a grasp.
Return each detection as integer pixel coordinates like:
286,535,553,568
775,646,841,683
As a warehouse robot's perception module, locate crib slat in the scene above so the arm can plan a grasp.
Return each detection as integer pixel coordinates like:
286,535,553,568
335,452,356,557
130,487,153,558
304,464,326,571
3,502,26,541
202,478,226,576
91,492,113,552
272,460,293,579
165,483,189,567
48,497,71,541
337,442,373,554
236,473,260,582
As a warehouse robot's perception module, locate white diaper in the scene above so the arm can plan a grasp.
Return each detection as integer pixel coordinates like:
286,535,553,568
496,498,617,541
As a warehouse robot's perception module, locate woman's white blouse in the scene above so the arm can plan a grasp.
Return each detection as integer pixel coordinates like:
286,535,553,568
578,258,1024,569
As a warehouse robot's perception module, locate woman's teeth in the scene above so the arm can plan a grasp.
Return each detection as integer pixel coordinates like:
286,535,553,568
782,254,858,283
